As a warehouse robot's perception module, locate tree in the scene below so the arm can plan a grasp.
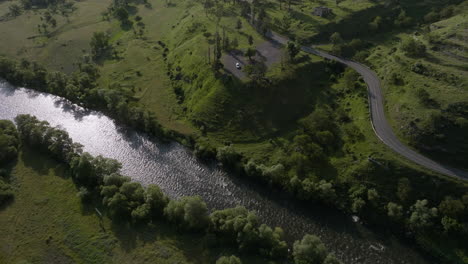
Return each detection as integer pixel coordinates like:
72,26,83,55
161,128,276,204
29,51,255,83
9,4,22,17
394,10,412,27
210,206,261,252
330,32,342,45
438,196,465,218
400,38,426,57
90,32,111,58
368,16,382,32
145,184,169,218
324,254,343,264
236,19,242,30
248,35,254,45
293,234,328,264
243,62,267,83
245,47,256,61
287,41,300,62
164,196,209,230
441,216,462,234
396,178,411,202
115,7,129,22
408,199,438,231
386,202,403,220
0,178,14,206
231,37,239,50
216,145,241,169
0,120,19,165
70,153,97,187
367,188,379,205
216,255,242,264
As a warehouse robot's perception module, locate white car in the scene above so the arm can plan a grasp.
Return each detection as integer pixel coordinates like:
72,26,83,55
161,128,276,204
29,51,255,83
235,62,241,69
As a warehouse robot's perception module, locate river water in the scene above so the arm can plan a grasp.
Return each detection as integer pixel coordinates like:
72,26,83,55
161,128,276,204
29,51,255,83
0,80,429,264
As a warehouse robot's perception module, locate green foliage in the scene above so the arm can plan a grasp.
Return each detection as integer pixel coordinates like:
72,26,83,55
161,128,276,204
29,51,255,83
408,200,438,231
400,38,426,57
145,184,169,219
330,32,342,45
386,202,403,220
90,32,111,58
323,254,343,264
9,4,22,17
77,186,92,203
164,196,209,230
216,255,242,264
293,234,327,264
438,196,465,218
1,58,165,139
0,178,14,205
243,62,267,83
0,120,19,165
287,41,300,61
396,178,411,202
70,153,121,188
216,145,242,169
210,206,287,258
244,47,256,61
440,216,463,234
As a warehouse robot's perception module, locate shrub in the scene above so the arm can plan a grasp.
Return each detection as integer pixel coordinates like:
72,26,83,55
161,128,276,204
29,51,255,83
216,255,242,264
401,38,426,57
164,196,209,230
293,234,327,264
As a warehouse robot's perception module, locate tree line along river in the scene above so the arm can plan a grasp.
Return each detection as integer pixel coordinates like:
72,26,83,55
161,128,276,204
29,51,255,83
0,80,430,264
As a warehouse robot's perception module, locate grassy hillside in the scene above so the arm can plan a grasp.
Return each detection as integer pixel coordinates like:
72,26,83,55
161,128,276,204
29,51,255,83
0,147,267,264
365,1,468,169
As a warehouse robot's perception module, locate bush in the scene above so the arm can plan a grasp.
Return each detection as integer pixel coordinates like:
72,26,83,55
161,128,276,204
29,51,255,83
401,38,426,57
164,196,209,230
216,255,242,264
216,145,242,169
0,178,14,205
210,206,287,258
293,234,327,264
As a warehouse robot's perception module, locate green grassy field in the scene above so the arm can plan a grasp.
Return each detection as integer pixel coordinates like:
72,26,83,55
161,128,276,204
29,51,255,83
0,147,268,264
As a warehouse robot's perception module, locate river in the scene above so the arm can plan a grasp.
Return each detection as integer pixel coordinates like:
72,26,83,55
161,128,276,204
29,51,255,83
0,80,430,264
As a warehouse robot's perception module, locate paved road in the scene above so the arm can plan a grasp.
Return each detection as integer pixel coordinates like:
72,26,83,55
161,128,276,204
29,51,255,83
266,31,468,180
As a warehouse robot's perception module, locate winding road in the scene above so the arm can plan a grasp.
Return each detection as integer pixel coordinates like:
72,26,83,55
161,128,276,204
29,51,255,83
267,32,468,181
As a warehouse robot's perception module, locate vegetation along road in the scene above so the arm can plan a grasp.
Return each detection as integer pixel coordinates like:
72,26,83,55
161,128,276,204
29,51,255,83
267,31,468,181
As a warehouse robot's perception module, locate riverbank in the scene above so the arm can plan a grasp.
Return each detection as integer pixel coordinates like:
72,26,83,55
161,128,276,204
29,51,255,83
0,146,220,264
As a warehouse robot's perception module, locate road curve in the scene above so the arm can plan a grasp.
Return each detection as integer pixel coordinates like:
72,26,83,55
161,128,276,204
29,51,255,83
266,32,468,180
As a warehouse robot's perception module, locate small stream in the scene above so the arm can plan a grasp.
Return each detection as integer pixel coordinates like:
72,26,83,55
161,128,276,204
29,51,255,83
0,80,430,263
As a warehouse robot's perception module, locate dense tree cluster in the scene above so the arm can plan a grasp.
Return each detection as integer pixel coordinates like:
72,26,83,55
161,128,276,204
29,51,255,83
210,206,287,258
0,120,19,165
0,120,19,206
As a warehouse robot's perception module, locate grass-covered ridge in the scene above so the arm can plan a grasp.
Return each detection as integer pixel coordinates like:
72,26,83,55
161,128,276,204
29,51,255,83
363,1,468,169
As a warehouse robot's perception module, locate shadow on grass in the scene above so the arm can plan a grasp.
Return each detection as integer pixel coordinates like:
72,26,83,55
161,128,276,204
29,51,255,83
20,146,68,177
